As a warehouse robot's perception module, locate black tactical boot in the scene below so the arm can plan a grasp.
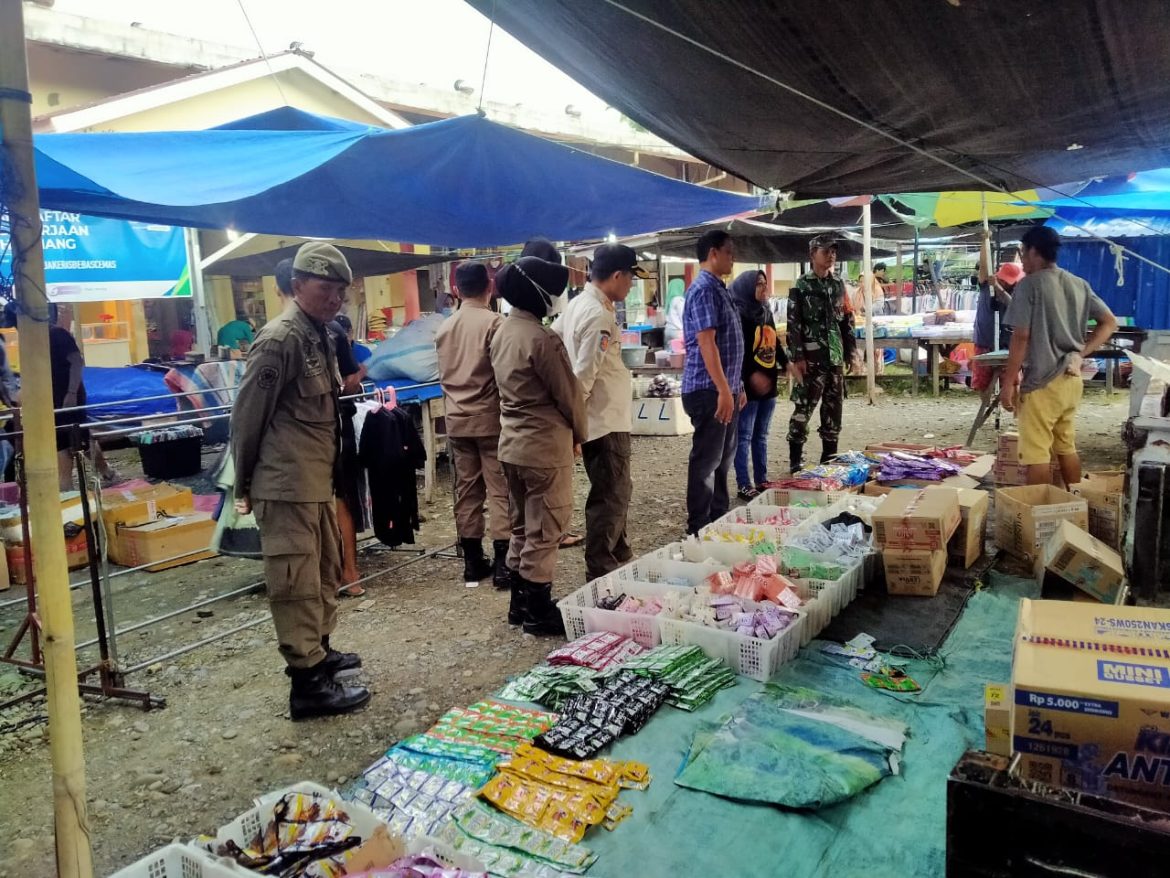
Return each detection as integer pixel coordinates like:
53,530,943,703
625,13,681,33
492,540,513,590
820,440,839,464
507,575,528,625
789,441,804,475
522,580,566,637
319,635,362,680
460,537,493,587
288,663,370,721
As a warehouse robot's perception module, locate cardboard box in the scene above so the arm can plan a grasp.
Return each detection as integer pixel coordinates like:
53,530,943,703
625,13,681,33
880,473,981,490
997,432,1020,465
632,397,694,436
7,529,89,584
0,493,86,543
865,442,937,456
883,547,948,595
995,485,1089,562
1070,471,1124,551
1011,599,1170,811
949,488,990,568
984,683,1011,756
101,483,195,566
993,460,1060,486
116,512,217,572
1038,519,1126,604
872,487,962,550
962,454,996,481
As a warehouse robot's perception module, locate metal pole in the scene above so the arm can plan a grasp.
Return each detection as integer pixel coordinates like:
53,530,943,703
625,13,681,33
862,201,875,404
186,229,214,353
0,3,94,873
911,228,920,314
894,243,903,315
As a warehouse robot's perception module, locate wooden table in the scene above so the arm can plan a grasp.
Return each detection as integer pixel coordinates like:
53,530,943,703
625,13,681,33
967,350,1009,446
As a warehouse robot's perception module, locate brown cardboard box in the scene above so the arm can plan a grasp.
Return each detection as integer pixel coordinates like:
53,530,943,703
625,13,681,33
865,442,937,456
872,487,962,550
962,454,996,481
1038,519,1126,604
1070,471,1124,550
993,460,1060,486
984,683,1011,757
1011,599,1170,811
995,484,1088,562
101,484,195,566
116,512,217,572
997,432,1020,464
948,488,990,568
864,482,894,497
883,548,947,595
7,529,89,584
880,473,981,490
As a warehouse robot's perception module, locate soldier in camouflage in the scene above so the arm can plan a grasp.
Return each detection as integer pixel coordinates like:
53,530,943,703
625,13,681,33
786,233,856,472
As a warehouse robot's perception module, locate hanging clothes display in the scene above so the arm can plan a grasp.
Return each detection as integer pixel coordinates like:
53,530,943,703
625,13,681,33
359,404,426,547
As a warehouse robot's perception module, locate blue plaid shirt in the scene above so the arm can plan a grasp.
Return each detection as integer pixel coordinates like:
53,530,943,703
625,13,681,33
681,270,744,395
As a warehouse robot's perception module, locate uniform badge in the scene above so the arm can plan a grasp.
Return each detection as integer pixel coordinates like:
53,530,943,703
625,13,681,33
600,331,610,353
257,365,280,390
302,338,323,377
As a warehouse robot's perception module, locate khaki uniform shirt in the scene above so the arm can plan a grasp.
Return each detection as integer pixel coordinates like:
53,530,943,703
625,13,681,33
434,298,503,438
231,303,340,503
552,283,632,443
491,309,587,469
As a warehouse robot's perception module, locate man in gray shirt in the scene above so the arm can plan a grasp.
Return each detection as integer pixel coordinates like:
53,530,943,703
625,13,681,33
1001,226,1118,487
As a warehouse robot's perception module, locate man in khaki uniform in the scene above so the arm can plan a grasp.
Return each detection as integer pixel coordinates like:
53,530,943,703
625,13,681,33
231,242,369,721
553,244,645,582
491,256,587,635
435,262,511,588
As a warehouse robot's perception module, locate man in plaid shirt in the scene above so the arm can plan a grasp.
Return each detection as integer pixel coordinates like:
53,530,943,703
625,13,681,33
681,230,745,535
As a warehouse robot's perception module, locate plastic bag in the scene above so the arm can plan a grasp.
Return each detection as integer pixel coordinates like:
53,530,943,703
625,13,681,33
366,313,446,383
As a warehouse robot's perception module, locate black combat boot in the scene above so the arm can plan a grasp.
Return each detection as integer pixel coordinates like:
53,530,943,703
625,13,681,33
820,440,839,464
460,537,494,587
288,663,370,721
789,441,804,475
319,635,362,680
492,540,512,590
522,580,566,637
507,575,528,625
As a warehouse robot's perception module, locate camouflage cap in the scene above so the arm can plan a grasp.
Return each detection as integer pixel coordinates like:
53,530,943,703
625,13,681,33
293,242,352,284
808,233,842,251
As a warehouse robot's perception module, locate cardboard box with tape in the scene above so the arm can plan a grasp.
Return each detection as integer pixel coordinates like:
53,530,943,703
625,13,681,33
1037,519,1126,604
984,683,1011,756
994,485,1088,562
115,512,217,572
1070,471,1124,551
1011,599,1170,811
100,483,195,566
948,488,990,569
883,547,947,595
872,487,962,550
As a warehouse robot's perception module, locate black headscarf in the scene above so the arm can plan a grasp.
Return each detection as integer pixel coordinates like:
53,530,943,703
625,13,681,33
730,269,767,323
495,257,569,318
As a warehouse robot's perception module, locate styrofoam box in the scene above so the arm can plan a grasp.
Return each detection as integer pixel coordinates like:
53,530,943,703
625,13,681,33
111,844,238,878
558,579,697,647
658,606,805,682
198,781,485,875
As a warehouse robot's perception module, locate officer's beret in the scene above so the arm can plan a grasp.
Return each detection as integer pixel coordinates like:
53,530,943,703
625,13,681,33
293,242,353,284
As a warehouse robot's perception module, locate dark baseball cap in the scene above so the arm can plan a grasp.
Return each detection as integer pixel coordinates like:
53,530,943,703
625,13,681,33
809,233,842,251
592,244,649,279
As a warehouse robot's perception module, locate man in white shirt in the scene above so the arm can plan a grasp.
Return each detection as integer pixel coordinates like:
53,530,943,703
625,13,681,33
553,244,647,581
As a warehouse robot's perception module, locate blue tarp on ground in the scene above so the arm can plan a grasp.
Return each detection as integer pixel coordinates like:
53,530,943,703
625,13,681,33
27,114,758,247
82,366,171,419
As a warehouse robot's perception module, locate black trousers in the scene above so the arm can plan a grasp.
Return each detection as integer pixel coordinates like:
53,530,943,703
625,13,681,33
682,388,738,536
581,431,633,582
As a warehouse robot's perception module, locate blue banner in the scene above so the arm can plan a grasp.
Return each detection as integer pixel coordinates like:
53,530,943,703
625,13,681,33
1,211,189,302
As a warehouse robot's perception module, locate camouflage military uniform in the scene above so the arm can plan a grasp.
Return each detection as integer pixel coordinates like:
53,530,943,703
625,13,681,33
786,270,856,446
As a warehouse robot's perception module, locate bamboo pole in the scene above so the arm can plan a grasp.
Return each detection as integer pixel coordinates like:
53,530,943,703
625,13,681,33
862,200,875,404
0,3,94,875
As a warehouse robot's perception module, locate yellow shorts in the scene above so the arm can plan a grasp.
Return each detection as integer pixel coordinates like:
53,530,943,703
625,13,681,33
1017,374,1083,465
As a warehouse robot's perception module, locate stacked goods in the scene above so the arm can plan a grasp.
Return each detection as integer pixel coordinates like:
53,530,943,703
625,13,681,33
872,487,961,595
1011,600,1170,811
496,664,603,710
546,632,645,671
1069,471,1124,550
620,645,737,710
533,672,670,758
994,431,1058,486
1036,519,1127,604
98,483,216,570
994,485,1088,562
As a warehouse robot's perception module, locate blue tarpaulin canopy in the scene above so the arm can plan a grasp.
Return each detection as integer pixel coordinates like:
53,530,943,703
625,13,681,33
26,113,759,247
1031,169,1170,214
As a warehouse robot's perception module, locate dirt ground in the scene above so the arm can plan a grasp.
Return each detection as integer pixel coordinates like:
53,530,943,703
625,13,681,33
0,385,1130,876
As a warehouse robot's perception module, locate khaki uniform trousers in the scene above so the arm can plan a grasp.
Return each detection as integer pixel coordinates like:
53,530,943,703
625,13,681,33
449,435,511,541
254,499,342,669
502,463,572,583
581,431,633,582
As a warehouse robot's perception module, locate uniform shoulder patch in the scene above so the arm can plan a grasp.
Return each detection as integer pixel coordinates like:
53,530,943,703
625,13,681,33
599,330,610,353
257,364,280,390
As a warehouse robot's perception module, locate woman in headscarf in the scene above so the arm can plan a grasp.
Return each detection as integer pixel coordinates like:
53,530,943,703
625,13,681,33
731,269,788,499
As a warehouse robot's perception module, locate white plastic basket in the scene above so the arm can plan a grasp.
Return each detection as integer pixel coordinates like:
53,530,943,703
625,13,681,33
608,557,726,587
645,541,688,561
753,488,851,508
197,781,485,876
111,844,238,878
788,581,831,643
698,520,802,548
679,537,756,566
714,504,821,529
658,607,805,682
557,579,696,647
